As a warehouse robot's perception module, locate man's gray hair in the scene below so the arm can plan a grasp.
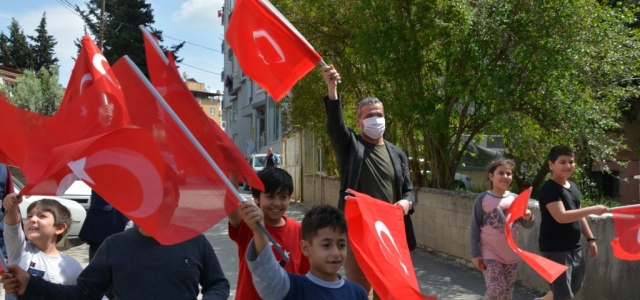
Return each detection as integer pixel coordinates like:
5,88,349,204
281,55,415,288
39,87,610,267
356,97,383,118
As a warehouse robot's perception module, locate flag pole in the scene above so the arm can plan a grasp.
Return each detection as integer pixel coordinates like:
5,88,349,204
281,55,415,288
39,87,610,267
319,60,341,84
122,55,290,264
610,204,640,211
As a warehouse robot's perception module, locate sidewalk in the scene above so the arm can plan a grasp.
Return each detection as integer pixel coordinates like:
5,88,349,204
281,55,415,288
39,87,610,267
63,201,542,300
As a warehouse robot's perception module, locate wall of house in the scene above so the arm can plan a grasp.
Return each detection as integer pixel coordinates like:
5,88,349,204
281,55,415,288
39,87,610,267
302,175,640,299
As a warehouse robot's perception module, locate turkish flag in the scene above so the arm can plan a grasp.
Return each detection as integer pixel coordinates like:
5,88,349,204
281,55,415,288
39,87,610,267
225,0,322,101
59,35,120,109
503,187,568,283
0,95,49,167
141,26,264,192
86,56,238,245
345,189,436,300
19,36,129,196
19,65,130,196
610,204,640,260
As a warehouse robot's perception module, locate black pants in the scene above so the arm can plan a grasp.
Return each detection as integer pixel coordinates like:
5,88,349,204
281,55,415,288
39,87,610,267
88,242,115,300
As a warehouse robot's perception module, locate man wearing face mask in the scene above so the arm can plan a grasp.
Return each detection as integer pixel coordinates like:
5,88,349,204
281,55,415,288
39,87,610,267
321,65,415,299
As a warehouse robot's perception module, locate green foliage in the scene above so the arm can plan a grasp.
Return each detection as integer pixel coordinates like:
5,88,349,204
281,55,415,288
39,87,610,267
0,19,35,70
0,66,63,116
275,0,640,193
0,16,59,72
74,0,184,76
29,13,59,71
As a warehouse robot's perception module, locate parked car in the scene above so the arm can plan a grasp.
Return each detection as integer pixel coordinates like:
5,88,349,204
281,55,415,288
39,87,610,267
244,153,267,190
10,177,87,250
408,157,473,190
453,173,473,190
58,178,92,210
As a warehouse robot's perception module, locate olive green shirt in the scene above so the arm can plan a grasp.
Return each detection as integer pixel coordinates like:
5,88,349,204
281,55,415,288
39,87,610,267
356,141,396,203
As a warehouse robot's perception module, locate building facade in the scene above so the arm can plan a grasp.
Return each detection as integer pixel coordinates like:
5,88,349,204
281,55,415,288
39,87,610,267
185,78,224,129
0,66,21,88
220,0,284,158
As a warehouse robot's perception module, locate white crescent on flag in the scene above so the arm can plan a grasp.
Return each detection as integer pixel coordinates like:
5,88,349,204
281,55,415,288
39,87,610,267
253,30,285,64
79,73,93,94
92,53,120,88
69,148,163,218
375,220,409,275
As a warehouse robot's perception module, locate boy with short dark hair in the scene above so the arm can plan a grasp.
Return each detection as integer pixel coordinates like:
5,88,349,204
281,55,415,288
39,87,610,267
2,195,83,290
242,204,367,300
228,167,309,299
536,146,608,300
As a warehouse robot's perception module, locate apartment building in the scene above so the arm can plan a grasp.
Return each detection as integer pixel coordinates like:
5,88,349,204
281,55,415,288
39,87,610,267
185,77,224,129
220,0,284,158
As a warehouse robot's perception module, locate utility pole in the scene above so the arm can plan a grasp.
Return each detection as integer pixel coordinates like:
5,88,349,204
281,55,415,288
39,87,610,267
99,0,105,51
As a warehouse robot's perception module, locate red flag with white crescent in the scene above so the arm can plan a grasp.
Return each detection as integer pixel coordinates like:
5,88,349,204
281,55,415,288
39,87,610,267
610,204,640,260
59,35,121,109
140,27,264,193
20,35,130,197
503,187,568,283
225,0,322,101
345,189,436,300
92,57,236,244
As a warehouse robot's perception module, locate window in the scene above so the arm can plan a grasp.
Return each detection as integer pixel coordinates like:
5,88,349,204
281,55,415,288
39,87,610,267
486,136,505,149
270,101,281,141
231,100,238,124
256,108,266,149
209,107,215,115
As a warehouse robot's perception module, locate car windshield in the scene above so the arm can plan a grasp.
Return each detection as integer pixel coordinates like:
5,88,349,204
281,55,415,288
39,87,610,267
253,157,265,168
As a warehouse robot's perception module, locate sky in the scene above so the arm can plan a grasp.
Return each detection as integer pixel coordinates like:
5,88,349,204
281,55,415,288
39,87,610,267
0,0,225,93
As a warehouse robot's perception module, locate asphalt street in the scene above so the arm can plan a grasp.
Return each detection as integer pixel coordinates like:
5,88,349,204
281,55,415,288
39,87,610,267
60,189,541,300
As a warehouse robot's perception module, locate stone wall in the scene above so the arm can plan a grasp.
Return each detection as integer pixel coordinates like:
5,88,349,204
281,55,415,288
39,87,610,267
302,175,640,299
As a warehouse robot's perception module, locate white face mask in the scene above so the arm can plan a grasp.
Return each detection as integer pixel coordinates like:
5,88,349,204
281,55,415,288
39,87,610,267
361,116,385,139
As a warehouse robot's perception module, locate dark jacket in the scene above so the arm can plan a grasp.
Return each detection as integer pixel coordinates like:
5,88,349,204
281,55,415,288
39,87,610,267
0,164,13,257
324,96,415,211
78,191,129,244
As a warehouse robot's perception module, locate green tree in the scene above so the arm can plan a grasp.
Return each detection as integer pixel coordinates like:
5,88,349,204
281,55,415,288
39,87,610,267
276,0,640,193
74,0,184,76
0,32,10,66
0,66,63,116
0,19,35,70
29,13,59,70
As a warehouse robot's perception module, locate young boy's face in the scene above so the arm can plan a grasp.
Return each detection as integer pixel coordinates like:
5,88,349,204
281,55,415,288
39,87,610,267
549,154,575,180
24,208,65,243
301,227,347,282
254,190,291,226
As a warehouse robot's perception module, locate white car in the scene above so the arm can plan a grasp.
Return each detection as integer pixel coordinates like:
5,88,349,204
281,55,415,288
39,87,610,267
61,178,92,210
11,178,87,250
244,153,267,190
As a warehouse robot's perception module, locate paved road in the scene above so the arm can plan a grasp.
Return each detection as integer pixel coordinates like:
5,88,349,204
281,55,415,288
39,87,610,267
63,189,541,299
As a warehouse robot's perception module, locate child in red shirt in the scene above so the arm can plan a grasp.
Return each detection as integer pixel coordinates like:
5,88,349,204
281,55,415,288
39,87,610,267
228,167,310,299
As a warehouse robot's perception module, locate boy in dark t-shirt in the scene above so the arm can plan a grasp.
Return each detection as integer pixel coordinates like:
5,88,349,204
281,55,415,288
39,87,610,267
536,146,608,300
